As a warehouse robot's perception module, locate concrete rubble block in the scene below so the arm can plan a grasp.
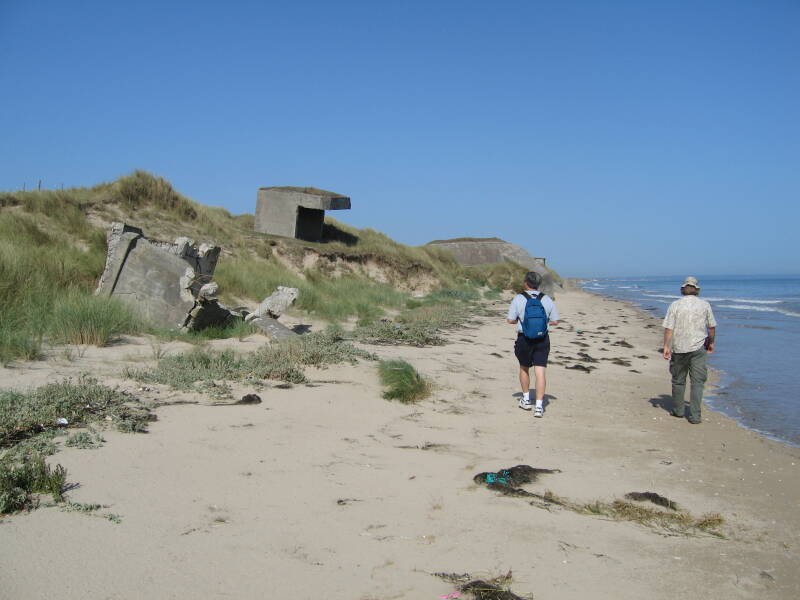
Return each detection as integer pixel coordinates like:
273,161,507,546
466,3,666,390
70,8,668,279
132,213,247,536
198,282,219,300
249,317,298,340
95,222,224,330
249,286,299,320
254,187,351,241
96,222,302,339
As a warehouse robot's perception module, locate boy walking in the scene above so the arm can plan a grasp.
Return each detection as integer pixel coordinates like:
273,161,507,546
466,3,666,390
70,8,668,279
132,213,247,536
507,271,560,417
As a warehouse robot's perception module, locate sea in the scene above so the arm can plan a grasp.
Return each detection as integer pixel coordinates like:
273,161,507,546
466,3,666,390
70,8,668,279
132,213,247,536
581,275,800,448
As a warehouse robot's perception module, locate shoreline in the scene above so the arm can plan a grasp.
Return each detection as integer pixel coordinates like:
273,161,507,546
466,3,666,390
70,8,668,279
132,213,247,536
580,286,800,450
1,287,799,599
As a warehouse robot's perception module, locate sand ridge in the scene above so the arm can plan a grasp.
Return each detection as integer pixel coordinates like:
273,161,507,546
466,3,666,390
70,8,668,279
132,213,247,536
1,289,798,599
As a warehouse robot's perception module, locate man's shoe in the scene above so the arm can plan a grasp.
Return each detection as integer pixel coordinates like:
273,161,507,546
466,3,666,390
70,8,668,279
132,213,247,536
533,406,544,418
518,397,533,411
688,418,701,424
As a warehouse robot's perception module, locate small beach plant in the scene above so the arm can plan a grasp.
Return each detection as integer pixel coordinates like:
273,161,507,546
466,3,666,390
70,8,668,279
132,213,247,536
378,360,431,403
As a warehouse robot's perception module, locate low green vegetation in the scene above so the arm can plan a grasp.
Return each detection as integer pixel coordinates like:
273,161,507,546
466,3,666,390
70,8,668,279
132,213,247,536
159,319,260,343
0,376,152,514
378,360,431,403
353,287,483,346
0,375,151,446
64,431,105,449
0,209,143,364
0,454,66,513
124,327,378,393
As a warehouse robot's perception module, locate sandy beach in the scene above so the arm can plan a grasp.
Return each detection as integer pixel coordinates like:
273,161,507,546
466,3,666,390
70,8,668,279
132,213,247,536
1,288,798,600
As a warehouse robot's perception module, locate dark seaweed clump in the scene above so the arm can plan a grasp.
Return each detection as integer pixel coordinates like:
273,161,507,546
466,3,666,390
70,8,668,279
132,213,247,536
474,465,560,496
624,491,679,511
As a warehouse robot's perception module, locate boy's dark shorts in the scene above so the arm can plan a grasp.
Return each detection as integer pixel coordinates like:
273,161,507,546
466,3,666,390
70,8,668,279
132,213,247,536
514,333,550,368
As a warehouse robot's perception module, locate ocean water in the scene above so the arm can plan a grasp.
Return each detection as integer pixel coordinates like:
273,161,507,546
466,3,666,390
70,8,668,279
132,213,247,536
582,275,800,447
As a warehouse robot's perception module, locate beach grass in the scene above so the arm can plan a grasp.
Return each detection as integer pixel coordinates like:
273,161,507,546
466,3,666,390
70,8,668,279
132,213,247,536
124,327,378,393
378,360,431,403
353,286,481,346
0,376,153,514
0,453,67,513
0,209,140,362
0,375,152,447
48,290,145,346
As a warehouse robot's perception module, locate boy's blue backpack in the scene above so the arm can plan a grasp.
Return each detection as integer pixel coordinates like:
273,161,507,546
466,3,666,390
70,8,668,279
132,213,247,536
520,292,548,340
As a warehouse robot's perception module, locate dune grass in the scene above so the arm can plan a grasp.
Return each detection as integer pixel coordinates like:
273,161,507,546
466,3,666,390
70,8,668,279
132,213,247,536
378,360,431,403
0,454,67,513
0,210,144,363
215,259,409,323
353,286,482,346
0,375,152,447
124,327,378,393
0,376,152,514
48,290,145,346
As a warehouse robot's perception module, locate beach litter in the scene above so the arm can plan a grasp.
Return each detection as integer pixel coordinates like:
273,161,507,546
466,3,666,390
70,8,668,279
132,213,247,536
474,465,561,498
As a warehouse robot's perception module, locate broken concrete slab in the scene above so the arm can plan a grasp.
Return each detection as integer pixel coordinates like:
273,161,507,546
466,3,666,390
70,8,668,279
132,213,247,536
249,286,299,320
96,222,302,339
95,222,222,330
249,317,298,340
254,187,350,241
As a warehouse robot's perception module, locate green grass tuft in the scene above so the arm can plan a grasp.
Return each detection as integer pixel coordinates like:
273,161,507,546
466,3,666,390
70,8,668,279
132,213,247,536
64,431,105,449
0,454,67,513
378,360,431,403
49,291,144,346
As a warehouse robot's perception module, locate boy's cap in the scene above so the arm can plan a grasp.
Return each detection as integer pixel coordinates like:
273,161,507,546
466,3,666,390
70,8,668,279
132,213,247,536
682,276,700,289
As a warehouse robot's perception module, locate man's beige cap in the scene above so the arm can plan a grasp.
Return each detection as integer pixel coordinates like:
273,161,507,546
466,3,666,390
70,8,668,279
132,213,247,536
682,276,700,289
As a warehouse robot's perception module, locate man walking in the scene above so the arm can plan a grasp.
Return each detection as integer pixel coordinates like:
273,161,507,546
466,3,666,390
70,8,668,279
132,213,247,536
507,271,560,418
662,276,717,424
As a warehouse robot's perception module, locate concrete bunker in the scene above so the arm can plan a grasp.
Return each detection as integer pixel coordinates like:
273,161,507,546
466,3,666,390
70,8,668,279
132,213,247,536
254,187,351,241
426,237,561,297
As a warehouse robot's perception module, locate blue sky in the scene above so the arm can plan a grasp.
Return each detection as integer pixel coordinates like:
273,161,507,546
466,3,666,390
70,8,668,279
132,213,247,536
1,0,798,277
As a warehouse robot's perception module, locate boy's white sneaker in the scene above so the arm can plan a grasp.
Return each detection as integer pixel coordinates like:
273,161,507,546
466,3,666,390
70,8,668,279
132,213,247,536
533,406,544,418
518,397,534,411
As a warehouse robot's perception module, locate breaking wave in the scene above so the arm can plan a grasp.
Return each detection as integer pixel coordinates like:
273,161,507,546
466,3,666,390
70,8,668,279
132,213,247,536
716,304,800,318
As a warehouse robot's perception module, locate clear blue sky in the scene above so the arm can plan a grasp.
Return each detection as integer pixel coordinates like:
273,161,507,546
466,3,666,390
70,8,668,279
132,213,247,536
1,0,798,277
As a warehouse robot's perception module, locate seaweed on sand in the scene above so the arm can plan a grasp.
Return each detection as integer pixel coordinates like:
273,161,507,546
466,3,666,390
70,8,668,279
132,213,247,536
473,465,561,500
625,491,679,511
434,571,531,600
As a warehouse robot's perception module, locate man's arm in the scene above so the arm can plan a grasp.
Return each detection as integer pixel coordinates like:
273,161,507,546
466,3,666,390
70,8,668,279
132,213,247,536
705,326,716,353
547,299,560,326
507,296,520,325
662,328,673,360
